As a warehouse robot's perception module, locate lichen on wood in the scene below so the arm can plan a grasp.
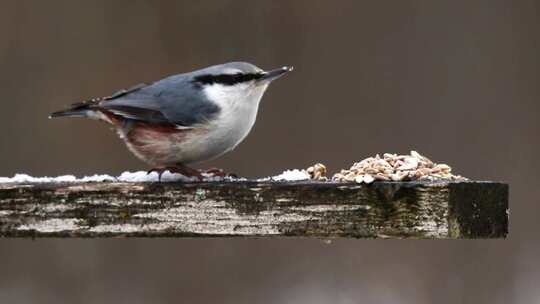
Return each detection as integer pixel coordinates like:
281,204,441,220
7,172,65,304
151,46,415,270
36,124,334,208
0,180,508,238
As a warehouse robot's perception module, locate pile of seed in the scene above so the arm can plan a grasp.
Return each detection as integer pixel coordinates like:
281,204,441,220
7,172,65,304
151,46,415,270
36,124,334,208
332,151,467,184
306,163,328,181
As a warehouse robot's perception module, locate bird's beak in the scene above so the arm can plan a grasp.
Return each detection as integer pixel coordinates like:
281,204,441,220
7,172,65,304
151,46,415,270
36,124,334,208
257,66,294,84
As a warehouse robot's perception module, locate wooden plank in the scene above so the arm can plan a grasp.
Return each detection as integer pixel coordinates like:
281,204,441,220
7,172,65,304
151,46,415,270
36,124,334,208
0,181,508,238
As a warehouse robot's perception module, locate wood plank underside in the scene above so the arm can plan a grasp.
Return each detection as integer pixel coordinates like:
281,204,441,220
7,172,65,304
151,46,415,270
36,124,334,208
0,181,508,238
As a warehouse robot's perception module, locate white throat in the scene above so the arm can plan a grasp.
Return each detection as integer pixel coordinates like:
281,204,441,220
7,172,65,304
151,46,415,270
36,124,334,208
205,82,266,108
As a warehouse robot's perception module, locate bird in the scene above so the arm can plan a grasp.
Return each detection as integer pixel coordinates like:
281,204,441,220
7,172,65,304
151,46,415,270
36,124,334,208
50,62,293,180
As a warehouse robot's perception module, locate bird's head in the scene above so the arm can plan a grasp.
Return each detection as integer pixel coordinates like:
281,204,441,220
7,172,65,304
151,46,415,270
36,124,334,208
190,62,293,109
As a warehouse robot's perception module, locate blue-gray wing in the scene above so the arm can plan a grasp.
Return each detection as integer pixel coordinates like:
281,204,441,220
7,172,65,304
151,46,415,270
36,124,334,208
98,75,220,127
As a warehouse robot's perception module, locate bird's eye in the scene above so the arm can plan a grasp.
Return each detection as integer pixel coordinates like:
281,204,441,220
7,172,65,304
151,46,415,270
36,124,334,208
193,73,263,86
230,73,243,83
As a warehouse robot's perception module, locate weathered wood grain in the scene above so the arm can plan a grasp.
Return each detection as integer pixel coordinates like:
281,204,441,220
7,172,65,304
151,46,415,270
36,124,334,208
0,181,508,238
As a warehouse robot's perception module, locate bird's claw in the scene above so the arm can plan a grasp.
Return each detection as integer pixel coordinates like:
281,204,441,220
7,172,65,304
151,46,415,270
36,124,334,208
146,166,236,182
201,168,237,178
147,166,203,182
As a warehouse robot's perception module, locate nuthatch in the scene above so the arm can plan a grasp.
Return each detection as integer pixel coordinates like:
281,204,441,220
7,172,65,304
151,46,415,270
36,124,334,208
50,62,293,180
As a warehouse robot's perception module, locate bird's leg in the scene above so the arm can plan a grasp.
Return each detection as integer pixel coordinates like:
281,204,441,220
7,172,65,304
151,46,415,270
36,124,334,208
171,164,204,181
200,168,238,178
147,164,203,181
147,165,236,181
202,167,226,177
147,166,176,182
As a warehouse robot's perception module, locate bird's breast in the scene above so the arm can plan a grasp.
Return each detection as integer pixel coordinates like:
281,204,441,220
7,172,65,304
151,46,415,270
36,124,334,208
205,100,260,153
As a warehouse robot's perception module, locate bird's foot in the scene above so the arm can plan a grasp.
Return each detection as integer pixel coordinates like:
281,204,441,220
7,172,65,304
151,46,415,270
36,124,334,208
147,166,236,181
200,168,238,178
147,167,168,181
147,165,203,182
202,167,225,177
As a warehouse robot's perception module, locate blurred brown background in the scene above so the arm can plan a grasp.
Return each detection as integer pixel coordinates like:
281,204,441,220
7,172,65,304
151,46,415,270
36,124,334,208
0,0,538,303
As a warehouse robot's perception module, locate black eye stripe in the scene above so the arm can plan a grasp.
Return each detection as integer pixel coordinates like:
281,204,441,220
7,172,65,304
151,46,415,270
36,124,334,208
193,73,263,86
